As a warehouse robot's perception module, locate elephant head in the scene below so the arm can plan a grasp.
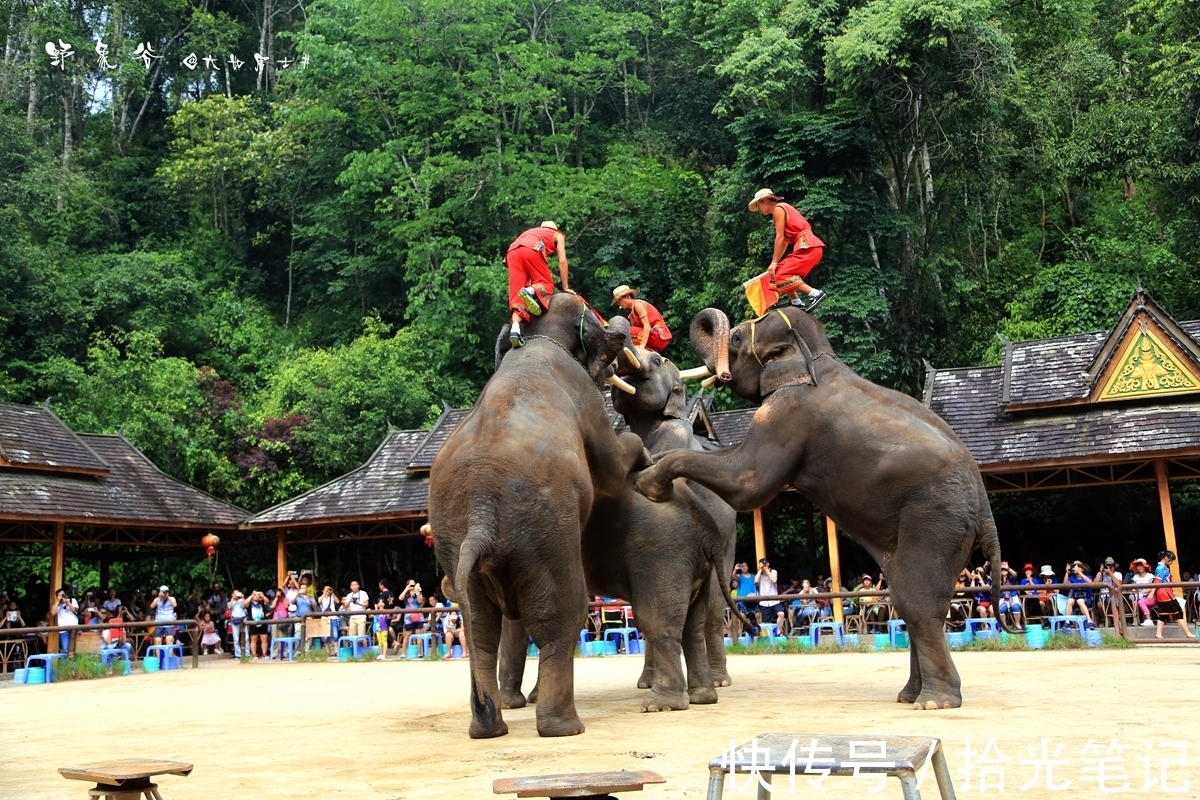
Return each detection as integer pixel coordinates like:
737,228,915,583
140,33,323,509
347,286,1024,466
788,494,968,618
611,346,688,422
496,293,634,391
688,306,835,402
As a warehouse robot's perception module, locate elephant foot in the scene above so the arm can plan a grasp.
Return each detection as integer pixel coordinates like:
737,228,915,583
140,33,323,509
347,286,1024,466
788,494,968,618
896,688,920,705
527,684,539,704
469,718,509,739
688,685,718,704
910,691,962,711
637,670,654,690
642,688,689,712
501,690,527,710
536,713,585,737
710,669,732,688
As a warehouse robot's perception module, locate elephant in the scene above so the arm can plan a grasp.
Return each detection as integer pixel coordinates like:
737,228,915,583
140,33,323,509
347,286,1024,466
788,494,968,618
497,345,739,713
634,306,1008,710
430,292,648,738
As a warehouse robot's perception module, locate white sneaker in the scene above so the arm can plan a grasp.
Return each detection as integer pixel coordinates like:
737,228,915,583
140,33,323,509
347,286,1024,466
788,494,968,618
1140,620,1154,627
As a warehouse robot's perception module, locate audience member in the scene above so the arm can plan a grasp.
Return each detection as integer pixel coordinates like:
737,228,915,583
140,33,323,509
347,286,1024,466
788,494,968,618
245,590,270,659
789,579,819,633
374,599,391,660
101,589,122,614
149,585,177,646
228,590,246,657
755,558,785,631
54,587,79,654
1064,561,1095,627
1130,558,1155,625
318,584,341,646
343,580,370,638
1149,551,1196,640
442,603,468,658
997,563,1022,625
2,600,26,630
199,611,222,654
399,580,424,655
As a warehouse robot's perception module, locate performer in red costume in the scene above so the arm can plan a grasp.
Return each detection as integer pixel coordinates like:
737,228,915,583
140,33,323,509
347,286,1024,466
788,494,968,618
747,189,828,312
612,285,672,353
505,221,569,347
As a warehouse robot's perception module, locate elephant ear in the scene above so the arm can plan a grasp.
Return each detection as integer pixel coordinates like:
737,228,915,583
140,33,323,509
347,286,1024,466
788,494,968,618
494,324,513,372
584,311,625,379
759,348,813,397
663,373,688,420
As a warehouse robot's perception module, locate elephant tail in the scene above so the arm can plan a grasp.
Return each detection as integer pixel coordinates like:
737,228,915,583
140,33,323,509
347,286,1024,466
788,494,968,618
980,511,1022,635
455,534,488,614
469,666,500,732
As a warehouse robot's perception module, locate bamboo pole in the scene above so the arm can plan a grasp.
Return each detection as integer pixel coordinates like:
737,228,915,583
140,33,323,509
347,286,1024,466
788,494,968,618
753,508,766,565
1155,459,1182,593
48,522,65,653
827,515,843,624
276,529,288,588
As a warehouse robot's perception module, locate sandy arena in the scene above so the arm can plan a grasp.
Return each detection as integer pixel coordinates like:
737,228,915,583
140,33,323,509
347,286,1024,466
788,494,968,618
2,648,1197,798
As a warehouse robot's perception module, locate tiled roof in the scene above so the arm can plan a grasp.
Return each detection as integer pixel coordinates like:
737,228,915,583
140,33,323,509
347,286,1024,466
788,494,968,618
0,402,109,474
928,365,1200,468
249,429,431,525
1002,330,1106,406
710,409,755,445
406,409,470,472
0,434,247,526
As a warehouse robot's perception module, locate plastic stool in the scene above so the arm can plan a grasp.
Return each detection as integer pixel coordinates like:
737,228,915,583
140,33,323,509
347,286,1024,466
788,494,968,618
887,619,908,648
99,649,130,674
757,623,779,644
145,644,183,671
271,637,300,661
409,633,438,658
578,629,592,657
24,653,67,683
810,621,845,648
967,618,998,639
337,635,372,658
603,627,638,654
1047,615,1088,637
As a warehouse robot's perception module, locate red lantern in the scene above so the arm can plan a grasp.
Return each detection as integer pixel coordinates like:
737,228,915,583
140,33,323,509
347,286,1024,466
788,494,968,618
421,523,434,548
201,533,221,561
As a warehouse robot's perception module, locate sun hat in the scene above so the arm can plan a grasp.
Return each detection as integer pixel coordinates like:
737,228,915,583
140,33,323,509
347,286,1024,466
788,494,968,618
748,188,784,211
611,285,638,305
1131,558,1150,570
158,585,169,592
1039,565,1054,577
539,220,559,231
1103,557,1116,566
1023,563,1035,573
861,574,873,581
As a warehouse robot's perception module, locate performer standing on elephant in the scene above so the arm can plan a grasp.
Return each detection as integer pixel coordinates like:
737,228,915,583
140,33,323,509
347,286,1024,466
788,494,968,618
612,285,672,353
748,188,828,311
506,221,570,348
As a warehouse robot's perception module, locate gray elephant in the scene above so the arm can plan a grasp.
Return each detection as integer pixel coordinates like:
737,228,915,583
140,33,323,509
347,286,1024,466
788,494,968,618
499,346,739,712
430,293,647,738
635,306,1009,710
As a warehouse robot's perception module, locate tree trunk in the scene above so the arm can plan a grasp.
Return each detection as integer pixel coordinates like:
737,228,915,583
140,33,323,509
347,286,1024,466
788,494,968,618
26,34,36,123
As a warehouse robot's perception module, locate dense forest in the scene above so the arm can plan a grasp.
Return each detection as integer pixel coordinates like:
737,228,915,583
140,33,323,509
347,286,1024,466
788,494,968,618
1,0,1198,586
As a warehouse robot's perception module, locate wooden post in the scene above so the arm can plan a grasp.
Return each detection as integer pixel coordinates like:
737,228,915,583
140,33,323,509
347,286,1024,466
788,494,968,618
753,508,767,565
276,529,288,588
1155,459,1182,593
827,515,843,624
48,521,65,654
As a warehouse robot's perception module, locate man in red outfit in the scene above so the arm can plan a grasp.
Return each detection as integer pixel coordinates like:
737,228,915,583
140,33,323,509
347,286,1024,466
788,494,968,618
505,221,569,347
748,189,828,311
612,285,672,353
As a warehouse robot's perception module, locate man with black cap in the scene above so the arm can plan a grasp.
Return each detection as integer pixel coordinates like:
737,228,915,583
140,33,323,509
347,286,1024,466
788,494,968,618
1096,557,1122,624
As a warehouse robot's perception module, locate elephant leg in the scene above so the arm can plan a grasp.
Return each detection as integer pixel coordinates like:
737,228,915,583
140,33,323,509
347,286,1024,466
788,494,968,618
498,617,529,709
465,582,508,739
640,603,690,712
637,642,655,690
683,589,718,705
706,577,732,687
529,630,585,736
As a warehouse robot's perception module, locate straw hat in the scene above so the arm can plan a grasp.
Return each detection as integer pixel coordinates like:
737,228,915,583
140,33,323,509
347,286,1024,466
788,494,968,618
611,285,638,305
748,188,784,211
539,220,559,231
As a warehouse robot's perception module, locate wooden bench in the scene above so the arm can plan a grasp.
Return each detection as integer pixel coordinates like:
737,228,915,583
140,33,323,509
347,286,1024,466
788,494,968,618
706,733,956,800
494,770,665,799
59,759,193,799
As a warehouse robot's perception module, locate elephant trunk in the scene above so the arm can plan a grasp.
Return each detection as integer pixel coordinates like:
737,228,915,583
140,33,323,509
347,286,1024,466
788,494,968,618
690,308,731,382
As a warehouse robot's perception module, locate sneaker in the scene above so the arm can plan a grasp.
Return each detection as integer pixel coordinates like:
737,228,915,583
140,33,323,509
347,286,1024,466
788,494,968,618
509,328,525,348
1140,620,1154,627
789,296,807,310
518,286,543,316
805,289,828,312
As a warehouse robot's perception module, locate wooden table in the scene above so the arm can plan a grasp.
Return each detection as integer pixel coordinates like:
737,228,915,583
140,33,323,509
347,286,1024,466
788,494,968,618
494,770,665,799
706,734,955,800
59,759,193,799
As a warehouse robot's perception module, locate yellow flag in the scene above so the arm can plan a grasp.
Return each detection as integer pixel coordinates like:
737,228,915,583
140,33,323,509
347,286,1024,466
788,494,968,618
743,272,778,317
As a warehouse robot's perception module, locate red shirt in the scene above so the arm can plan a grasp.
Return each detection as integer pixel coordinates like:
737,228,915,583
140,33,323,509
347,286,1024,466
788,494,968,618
780,203,824,251
508,227,558,257
632,300,671,340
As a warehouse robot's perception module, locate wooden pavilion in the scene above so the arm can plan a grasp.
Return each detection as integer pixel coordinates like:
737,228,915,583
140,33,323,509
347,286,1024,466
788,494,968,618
0,402,249,650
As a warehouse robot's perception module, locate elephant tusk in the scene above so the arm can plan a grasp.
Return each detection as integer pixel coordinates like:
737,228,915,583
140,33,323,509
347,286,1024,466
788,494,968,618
607,374,637,394
701,374,720,389
677,365,711,380
623,347,642,371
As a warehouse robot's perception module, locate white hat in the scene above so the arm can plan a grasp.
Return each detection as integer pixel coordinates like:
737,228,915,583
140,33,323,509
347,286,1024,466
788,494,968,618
159,585,170,592
611,285,638,305
1038,565,1054,577
748,188,783,211
539,220,559,231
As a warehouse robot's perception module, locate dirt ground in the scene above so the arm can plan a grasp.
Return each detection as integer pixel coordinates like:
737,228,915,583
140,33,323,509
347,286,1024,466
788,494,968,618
2,647,1198,799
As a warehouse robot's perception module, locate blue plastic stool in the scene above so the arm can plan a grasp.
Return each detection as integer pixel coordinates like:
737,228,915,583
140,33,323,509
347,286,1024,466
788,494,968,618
24,653,67,683
1047,615,1088,637
99,649,131,673
603,627,638,654
409,633,438,658
757,623,779,644
967,618,998,639
337,635,372,658
271,637,300,661
145,642,182,671
947,631,967,649
810,621,845,648
452,644,464,658
578,629,592,657
887,619,908,648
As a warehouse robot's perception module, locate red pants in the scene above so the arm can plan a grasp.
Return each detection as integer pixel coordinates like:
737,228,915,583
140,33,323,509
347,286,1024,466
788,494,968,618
629,326,670,353
770,246,823,293
506,247,554,322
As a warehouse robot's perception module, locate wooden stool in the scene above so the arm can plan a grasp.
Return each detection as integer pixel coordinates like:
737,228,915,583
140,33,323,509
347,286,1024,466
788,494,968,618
60,759,193,800
706,734,955,800
494,770,665,799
